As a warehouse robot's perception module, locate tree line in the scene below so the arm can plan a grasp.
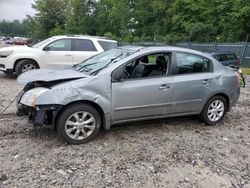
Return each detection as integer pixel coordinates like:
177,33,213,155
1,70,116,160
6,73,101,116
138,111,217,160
0,20,30,37
0,0,249,43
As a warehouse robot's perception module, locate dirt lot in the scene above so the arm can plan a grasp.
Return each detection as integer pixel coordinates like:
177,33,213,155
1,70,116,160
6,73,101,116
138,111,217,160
0,72,249,187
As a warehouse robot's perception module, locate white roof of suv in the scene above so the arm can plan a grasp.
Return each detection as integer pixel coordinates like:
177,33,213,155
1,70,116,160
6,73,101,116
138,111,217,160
52,35,117,42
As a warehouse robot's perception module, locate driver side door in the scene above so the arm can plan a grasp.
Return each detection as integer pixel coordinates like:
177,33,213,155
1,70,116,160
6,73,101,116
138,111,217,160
111,52,173,122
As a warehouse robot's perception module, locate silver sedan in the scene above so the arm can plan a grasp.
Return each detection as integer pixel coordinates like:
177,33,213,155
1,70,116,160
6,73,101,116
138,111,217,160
17,46,240,144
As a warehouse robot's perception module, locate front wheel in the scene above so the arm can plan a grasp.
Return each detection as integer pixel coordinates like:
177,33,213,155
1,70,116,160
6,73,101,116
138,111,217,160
200,96,227,125
56,104,101,144
15,60,39,76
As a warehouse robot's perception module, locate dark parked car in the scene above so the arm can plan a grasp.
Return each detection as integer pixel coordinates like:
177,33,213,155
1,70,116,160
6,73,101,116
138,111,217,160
203,50,240,67
13,38,30,45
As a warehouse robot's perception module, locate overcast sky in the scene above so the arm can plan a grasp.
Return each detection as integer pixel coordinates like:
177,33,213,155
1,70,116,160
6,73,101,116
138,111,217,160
0,0,35,21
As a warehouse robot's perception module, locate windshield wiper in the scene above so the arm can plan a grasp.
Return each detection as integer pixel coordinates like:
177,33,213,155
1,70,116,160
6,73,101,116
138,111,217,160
90,53,123,75
76,62,101,72
76,58,113,72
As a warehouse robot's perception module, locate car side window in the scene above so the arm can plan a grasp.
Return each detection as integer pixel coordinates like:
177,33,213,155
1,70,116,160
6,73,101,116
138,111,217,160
123,53,171,80
73,39,97,51
175,52,211,74
215,54,228,62
47,39,71,51
227,54,237,60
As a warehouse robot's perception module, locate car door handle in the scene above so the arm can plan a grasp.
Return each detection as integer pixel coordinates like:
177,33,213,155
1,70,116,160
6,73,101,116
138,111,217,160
65,54,72,57
159,84,171,90
202,79,212,84
215,75,221,79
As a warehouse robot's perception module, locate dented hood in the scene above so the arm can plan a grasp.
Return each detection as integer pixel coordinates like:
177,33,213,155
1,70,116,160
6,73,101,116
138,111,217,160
17,68,88,85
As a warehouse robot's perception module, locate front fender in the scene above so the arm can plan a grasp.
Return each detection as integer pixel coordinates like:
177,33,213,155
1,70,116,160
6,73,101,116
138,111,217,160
34,76,111,114
68,75,111,114
33,83,72,105
12,53,41,66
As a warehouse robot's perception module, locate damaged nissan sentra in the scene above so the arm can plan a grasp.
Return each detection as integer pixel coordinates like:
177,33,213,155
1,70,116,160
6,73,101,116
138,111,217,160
16,46,240,144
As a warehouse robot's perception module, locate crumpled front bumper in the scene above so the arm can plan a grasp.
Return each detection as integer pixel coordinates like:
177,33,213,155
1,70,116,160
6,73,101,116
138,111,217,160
17,103,62,127
16,90,62,127
0,56,13,72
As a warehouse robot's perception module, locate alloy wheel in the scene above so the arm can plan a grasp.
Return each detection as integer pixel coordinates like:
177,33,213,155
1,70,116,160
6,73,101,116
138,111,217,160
21,64,36,73
207,100,225,122
65,111,96,140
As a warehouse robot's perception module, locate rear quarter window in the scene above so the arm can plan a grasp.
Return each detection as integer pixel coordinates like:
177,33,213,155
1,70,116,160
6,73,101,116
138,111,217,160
227,54,237,60
98,40,118,51
214,54,228,62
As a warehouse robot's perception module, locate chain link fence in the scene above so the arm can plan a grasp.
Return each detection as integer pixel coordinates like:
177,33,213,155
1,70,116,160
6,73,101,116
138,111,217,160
119,41,250,68
174,42,250,68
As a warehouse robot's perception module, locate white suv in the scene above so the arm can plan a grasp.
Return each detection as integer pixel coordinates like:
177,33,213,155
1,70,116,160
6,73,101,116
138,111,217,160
0,35,118,76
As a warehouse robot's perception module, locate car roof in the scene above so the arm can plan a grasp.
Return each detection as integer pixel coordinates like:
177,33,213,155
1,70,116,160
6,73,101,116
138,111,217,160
52,35,117,42
119,45,211,56
102,45,227,74
209,52,236,56
202,49,236,56
118,45,144,51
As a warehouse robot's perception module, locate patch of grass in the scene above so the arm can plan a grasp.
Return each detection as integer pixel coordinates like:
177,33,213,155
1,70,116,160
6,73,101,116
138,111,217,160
241,68,250,75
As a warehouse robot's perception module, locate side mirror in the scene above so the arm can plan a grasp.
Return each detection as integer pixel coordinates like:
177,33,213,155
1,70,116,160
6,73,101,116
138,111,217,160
43,46,51,51
112,66,124,82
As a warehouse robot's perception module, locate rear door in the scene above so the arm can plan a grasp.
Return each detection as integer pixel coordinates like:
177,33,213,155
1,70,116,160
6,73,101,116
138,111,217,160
171,52,215,114
72,39,100,65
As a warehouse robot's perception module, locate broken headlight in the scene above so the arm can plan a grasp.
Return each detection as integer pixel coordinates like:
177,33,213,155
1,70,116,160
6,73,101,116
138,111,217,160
20,87,48,107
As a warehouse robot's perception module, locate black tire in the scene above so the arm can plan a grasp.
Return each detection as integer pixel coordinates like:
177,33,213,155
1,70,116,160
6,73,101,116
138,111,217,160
200,95,227,125
15,59,39,76
56,104,101,144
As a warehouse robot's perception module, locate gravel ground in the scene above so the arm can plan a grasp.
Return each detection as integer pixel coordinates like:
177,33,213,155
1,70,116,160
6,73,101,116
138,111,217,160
0,72,249,187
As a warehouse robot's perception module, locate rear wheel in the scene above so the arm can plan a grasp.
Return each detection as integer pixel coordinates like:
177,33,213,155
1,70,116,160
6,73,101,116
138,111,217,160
15,60,39,76
56,104,101,144
200,95,227,125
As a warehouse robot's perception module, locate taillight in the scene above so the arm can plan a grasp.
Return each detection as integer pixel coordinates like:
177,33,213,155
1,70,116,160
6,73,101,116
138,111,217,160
237,58,240,65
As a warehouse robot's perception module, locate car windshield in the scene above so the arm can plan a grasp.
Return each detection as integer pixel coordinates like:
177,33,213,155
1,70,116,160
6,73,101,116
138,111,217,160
31,38,53,48
74,48,135,75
